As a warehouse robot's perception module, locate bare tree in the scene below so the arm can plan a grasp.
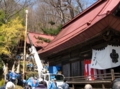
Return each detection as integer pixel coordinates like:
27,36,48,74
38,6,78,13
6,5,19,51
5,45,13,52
0,0,36,23
37,0,88,24
26,2,59,32
25,0,97,33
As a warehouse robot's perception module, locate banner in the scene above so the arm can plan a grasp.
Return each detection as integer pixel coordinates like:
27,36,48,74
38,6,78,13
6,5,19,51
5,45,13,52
91,45,120,69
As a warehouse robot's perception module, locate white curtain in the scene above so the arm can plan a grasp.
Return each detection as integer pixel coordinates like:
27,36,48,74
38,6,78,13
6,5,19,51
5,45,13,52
91,45,120,69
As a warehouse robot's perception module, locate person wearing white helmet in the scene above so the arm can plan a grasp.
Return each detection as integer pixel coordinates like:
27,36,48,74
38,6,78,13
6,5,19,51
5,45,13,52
84,84,92,89
5,81,15,89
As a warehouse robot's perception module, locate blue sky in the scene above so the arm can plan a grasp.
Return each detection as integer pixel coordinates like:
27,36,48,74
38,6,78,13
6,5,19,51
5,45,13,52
84,0,97,8
24,0,97,11
71,0,97,9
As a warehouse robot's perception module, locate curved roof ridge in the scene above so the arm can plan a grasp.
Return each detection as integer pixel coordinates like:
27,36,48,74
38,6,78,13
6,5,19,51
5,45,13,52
62,0,107,28
42,0,108,50
39,0,120,55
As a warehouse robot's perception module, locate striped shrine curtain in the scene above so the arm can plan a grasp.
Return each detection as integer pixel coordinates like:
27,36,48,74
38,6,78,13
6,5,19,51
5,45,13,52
62,63,70,77
71,61,80,76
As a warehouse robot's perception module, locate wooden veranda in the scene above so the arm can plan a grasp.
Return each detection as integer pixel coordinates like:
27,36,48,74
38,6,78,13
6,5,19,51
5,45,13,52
66,69,119,89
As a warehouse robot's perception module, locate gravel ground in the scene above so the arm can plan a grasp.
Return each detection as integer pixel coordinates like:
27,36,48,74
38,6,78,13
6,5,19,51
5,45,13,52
15,85,23,89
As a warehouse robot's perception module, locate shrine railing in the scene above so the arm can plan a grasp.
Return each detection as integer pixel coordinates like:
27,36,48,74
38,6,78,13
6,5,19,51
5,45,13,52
65,70,120,84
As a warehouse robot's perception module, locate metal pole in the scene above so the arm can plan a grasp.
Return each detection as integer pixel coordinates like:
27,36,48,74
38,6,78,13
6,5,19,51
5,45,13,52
23,10,28,79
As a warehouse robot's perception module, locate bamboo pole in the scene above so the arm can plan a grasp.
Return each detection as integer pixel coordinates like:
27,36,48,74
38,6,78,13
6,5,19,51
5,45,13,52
72,84,75,89
23,10,28,79
111,69,115,81
12,63,15,73
16,61,20,73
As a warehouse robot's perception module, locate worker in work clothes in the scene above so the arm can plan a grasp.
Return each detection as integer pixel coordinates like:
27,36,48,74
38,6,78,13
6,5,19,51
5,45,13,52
61,79,69,89
48,78,58,89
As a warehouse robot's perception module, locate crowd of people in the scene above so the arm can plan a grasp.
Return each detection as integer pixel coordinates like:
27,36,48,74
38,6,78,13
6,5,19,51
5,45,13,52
2,62,120,89
47,78,69,89
0,62,70,89
0,80,15,89
23,76,70,89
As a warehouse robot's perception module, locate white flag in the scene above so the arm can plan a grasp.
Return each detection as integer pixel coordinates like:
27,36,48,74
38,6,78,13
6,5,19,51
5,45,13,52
91,45,120,69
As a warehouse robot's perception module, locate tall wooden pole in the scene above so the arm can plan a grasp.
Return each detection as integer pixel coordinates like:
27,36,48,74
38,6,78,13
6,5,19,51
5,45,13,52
23,10,28,79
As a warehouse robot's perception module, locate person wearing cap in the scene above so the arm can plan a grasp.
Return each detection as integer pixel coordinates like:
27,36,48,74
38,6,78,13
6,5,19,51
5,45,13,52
61,79,69,89
48,78,58,89
84,84,92,89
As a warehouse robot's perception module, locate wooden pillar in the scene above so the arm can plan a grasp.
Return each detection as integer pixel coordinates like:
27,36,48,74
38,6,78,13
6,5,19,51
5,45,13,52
102,84,105,89
72,84,75,89
111,69,115,81
102,74,105,89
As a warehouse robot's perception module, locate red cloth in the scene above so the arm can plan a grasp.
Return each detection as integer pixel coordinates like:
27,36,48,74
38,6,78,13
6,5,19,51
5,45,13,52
84,59,106,80
84,60,94,80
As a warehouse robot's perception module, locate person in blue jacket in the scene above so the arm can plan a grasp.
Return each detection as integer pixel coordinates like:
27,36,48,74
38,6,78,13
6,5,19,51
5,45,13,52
16,72,22,85
48,78,58,89
11,71,17,84
26,76,39,89
61,79,69,89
